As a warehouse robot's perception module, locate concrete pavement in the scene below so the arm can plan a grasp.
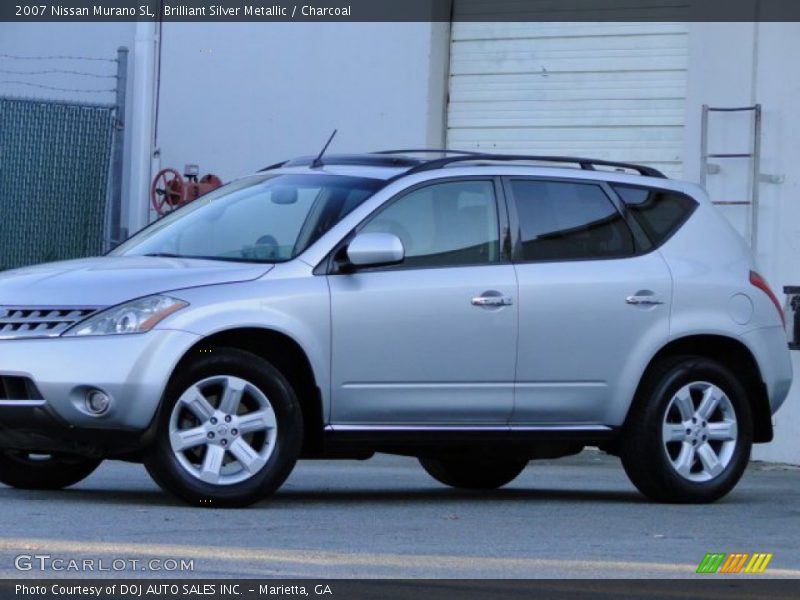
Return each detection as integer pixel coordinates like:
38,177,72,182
0,450,798,578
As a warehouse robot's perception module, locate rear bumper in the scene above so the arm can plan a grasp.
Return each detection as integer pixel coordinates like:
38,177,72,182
0,329,200,454
742,326,793,414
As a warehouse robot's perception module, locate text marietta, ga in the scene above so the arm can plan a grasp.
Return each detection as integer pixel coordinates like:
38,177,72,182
17,584,334,596
164,4,353,16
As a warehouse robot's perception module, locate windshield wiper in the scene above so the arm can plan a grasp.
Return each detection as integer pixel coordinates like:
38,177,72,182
143,252,281,264
191,255,283,264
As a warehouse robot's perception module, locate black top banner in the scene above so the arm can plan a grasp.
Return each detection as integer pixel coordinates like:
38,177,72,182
3,0,800,22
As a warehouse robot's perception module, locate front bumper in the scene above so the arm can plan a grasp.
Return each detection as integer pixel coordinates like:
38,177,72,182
0,329,200,453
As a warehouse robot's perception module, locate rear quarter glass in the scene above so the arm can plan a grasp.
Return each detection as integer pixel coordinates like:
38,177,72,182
612,184,698,249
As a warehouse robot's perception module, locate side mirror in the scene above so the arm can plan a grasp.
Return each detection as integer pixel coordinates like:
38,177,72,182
346,232,404,268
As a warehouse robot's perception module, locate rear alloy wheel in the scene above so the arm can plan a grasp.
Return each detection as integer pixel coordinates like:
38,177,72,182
144,348,302,507
0,452,101,490
419,456,528,490
621,356,752,503
661,381,739,483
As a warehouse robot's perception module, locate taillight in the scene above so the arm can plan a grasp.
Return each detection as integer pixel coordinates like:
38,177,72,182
750,270,785,326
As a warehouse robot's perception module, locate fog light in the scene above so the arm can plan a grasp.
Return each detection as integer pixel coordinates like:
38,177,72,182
85,390,111,415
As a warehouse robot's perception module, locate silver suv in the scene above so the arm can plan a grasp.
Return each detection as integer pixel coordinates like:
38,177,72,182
0,151,792,506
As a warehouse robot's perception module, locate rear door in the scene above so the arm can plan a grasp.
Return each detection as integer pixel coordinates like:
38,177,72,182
505,178,672,425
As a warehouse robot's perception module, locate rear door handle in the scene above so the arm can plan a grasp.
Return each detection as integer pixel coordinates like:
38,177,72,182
626,295,664,306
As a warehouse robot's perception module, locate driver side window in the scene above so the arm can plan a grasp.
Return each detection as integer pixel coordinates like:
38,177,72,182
360,180,500,269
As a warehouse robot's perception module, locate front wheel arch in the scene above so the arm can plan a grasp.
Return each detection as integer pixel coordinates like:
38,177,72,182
160,328,325,457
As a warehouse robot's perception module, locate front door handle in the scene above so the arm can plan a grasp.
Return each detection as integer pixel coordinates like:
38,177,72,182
626,295,664,306
472,294,513,307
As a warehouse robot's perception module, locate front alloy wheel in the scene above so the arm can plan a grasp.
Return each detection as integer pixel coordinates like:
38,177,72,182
145,348,302,507
169,375,278,486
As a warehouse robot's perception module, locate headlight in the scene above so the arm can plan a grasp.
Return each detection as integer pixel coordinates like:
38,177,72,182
63,295,188,337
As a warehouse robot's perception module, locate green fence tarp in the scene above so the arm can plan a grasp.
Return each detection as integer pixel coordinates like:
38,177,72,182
0,96,115,270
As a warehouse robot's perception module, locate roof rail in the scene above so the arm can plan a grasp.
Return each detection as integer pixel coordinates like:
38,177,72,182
372,149,485,156
259,154,423,172
403,154,667,178
259,151,667,178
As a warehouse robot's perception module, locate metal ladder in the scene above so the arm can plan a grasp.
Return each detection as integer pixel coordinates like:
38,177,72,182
700,104,762,248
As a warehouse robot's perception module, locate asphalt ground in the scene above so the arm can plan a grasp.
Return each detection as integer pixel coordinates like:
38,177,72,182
0,450,798,579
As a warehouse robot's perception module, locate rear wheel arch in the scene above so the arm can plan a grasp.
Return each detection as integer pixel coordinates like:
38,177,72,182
169,328,324,457
631,335,772,443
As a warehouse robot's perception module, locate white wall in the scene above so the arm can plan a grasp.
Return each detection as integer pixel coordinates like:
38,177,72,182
1,21,450,235
153,22,448,189
683,23,800,464
747,23,800,464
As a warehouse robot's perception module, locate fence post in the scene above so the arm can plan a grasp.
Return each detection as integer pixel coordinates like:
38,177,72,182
108,46,128,248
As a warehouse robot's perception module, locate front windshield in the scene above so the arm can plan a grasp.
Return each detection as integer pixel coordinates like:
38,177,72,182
112,173,383,263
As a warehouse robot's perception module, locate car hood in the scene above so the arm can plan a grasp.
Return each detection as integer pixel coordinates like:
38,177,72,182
0,256,273,307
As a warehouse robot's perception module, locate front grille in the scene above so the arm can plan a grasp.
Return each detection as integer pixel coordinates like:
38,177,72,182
0,307,99,339
0,375,43,400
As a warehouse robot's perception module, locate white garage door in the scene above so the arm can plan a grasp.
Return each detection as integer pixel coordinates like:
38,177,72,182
447,14,689,177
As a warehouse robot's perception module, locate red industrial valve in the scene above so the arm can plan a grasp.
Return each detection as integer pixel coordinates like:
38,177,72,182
151,164,223,216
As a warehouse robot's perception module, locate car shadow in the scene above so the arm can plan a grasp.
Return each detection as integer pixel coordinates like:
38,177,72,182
268,486,646,506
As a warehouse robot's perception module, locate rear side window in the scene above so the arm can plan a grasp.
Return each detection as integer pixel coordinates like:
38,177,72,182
612,185,697,248
508,180,635,262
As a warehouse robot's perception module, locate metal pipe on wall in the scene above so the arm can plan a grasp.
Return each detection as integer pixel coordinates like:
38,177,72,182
127,21,159,236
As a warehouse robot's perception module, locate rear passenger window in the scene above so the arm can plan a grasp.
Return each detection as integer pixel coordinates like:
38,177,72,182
612,185,697,248
509,180,635,262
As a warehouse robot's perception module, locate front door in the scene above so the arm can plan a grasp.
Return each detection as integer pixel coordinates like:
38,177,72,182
328,179,517,425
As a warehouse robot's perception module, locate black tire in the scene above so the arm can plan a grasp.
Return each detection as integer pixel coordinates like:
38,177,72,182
620,355,753,503
0,452,101,490
144,347,303,507
419,456,528,490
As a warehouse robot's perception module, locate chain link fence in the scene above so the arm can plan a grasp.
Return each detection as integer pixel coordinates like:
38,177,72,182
0,49,125,271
